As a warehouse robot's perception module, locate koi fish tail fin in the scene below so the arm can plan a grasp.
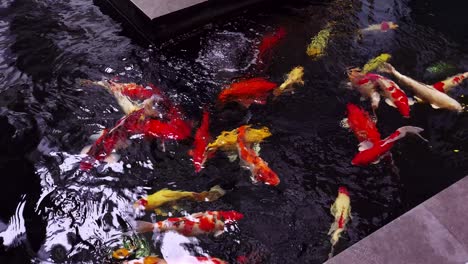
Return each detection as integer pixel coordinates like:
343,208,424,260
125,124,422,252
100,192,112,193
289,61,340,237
397,126,428,142
134,221,156,234
328,222,338,235
330,228,345,247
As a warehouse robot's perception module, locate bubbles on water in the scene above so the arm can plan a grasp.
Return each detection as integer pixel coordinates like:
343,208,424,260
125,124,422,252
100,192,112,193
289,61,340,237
196,31,256,73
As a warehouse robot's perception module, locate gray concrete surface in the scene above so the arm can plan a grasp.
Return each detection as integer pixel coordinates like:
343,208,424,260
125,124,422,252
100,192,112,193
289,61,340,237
131,0,208,19
326,176,468,264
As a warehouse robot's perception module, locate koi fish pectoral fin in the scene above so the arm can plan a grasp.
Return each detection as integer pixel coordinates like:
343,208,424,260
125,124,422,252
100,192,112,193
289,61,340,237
358,140,374,151
384,98,397,108
430,103,441,109
408,97,416,105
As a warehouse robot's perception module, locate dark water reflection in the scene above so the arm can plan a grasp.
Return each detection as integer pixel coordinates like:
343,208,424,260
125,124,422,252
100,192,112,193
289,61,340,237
0,0,467,263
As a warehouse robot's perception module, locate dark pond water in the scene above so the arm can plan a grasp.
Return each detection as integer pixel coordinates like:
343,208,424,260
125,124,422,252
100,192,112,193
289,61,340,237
0,0,467,263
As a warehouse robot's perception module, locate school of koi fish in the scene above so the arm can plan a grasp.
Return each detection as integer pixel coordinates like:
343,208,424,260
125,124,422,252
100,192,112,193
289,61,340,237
74,17,468,264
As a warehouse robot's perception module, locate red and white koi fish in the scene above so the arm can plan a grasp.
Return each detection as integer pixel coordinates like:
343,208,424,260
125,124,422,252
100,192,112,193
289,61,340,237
347,68,381,112
195,256,228,264
188,111,211,173
352,126,427,166
432,72,468,93
257,27,287,64
135,211,243,237
345,103,381,143
218,78,278,108
375,76,411,118
237,125,280,186
328,187,351,251
360,21,398,33
380,63,462,112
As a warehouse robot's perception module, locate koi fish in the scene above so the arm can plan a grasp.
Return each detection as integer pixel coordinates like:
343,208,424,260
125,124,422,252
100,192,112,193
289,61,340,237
195,257,228,264
189,111,211,172
352,126,427,166
135,211,243,236
380,63,462,112
375,76,411,118
218,78,278,108
258,27,287,63
80,108,147,170
144,117,191,141
237,125,280,186
123,256,167,264
273,66,305,97
206,126,272,156
112,248,133,260
306,23,333,59
345,103,381,143
361,53,391,74
328,187,351,249
360,21,398,33
134,185,225,212
431,72,468,93
347,68,381,112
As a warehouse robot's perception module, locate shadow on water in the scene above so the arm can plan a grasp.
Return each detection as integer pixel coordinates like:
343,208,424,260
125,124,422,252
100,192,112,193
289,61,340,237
0,0,467,263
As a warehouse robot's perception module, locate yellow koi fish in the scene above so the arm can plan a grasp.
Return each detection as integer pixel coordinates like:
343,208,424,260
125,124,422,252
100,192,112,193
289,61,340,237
206,126,272,156
134,185,225,212
273,66,305,96
362,53,392,74
328,187,351,248
306,23,334,59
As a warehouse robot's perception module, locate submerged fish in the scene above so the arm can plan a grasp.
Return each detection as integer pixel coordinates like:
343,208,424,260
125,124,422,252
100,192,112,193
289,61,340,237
123,256,167,264
345,103,381,143
258,27,287,63
352,126,427,166
237,125,280,186
135,211,243,236
328,187,351,249
380,63,462,112
134,185,225,212
218,78,278,108
375,76,411,118
360,21,398,33
361,53,391,74
426,61,457,75
273,66,305,97
347,68,382,112
306,23,333,59
189,111,211,172
206,126,272,156
431,72,468,93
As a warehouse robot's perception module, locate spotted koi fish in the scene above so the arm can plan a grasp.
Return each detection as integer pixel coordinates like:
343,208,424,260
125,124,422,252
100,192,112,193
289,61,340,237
218,78,278,108
345,103,381,143
135,211,243,236
380,63,462,112
360,21,398,33
328,187,351,248
352,126,427,166
237,125,280,186
258,27,287,64
306,22,333,59
347,68,381,111
188,111,211,172
431,72,468,93
134,185,225,212
361,53,391,74
375,76,411,118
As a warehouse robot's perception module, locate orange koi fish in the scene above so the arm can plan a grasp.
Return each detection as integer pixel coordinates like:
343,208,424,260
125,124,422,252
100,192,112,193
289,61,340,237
135,211,243,237
431,72,468,93
375,76,411,118
258,27,287,63
134,185,225,212
345,103,381,143
123,256,167,264
189,111,211,172
328,187,351,250
144,117,191,141
237,125,280,186
218,78,278,108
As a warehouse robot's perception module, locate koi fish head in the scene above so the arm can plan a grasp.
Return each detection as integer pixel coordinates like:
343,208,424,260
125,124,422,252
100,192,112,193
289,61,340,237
218,211,244,222
347,67,363,82
338,186,349,196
